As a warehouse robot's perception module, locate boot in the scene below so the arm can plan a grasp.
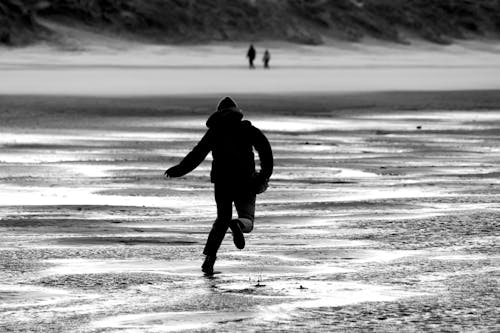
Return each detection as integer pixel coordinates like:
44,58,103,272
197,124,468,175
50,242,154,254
201,255,216,275
229,219,245,250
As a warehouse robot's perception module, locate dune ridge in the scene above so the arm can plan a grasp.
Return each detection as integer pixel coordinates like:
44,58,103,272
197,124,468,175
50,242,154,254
2,0,500,46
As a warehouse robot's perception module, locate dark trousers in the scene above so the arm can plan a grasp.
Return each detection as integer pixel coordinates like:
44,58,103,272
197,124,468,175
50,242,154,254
203,183,256,256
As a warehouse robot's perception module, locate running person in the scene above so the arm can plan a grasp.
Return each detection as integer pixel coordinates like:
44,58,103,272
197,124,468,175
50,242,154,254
164,97,273,274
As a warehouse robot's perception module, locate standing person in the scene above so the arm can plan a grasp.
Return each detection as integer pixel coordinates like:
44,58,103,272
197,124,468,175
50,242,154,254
263,49,271,69
247,44,256,69
164,97,273,275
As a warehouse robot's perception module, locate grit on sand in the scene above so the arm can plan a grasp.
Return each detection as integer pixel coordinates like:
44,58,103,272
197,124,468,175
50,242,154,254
0,43,500,332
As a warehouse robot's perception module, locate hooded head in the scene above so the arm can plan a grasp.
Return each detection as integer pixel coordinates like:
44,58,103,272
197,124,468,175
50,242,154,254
217,97,238,111
206,97,243,128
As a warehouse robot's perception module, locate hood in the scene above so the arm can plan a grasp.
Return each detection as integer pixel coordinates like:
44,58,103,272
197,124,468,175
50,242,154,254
206,108,243,128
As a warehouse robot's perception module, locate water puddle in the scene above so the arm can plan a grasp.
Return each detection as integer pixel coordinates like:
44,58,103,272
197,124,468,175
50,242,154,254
0,185,212,209
275,167,378,179
265,281,420,309
91,280,422,331
0,284,84,309
44,259,202,277
93,310,255,332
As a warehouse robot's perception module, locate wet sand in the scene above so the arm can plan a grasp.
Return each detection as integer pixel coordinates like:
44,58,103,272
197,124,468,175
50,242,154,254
0,92,499,332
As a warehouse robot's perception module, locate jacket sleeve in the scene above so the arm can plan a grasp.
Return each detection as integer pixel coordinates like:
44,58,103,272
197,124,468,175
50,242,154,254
252,126,273,180
166,130,212,177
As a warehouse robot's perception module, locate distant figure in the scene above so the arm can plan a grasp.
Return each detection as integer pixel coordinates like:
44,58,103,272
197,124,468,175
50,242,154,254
247,44,256,69
164,97,273,275
263,49,271,69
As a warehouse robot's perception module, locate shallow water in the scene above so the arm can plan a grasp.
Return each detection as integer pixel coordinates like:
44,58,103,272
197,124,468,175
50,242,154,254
0,104,499,332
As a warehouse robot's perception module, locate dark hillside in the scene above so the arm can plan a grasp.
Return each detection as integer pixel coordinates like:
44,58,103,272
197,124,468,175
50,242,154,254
2,0,500,46
289,0,500,43
0,0,48,45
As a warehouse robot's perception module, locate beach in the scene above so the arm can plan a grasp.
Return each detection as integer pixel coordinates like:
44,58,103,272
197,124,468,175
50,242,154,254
0,43,499,332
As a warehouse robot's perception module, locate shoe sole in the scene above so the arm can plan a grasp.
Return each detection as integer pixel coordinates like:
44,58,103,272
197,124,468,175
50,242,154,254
229,220,245,249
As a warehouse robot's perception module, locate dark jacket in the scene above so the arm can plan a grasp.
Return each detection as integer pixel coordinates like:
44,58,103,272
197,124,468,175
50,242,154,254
247,46,256,59
167,107,273,186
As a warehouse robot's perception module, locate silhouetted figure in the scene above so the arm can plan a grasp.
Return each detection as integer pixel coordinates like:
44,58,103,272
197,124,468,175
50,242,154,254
263,49,271,69
247,44,256,69
165,97,273,275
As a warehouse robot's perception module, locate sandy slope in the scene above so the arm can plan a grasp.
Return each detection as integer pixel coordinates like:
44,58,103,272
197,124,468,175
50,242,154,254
1,40,500,96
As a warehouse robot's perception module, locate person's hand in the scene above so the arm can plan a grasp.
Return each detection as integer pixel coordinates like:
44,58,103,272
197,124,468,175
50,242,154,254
164,165,180,179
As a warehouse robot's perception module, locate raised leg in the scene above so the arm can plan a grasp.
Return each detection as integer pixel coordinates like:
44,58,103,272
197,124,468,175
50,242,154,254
234,192,256,233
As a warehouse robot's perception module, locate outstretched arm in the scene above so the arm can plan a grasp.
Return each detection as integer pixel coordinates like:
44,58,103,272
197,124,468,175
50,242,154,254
165,131,211,178
252,127,273,180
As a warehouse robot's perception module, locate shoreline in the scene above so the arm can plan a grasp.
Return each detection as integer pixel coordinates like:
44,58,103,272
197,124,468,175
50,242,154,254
2,90,500,118
2,68,499,96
